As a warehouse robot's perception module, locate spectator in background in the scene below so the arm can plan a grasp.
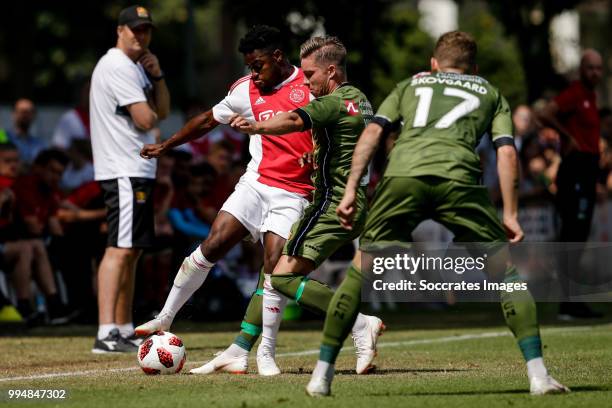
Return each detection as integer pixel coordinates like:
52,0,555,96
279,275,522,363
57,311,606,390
189,124,247,163
200,140,235,222
599,108,612,193
168,163,215,241
12,149,68,239
6,148,71,324
1,99,47,168
55,181,107,322
138,154,175,316
52,81,90,150
0,143,25,324
60,140,95,192
541,48,604,319
512,104,535,152
167,149,193,191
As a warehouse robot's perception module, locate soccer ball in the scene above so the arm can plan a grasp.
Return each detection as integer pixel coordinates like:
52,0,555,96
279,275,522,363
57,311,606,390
137,331,186,375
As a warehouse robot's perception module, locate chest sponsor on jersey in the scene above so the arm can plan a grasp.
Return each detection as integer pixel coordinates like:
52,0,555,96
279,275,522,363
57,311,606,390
258,110,286,121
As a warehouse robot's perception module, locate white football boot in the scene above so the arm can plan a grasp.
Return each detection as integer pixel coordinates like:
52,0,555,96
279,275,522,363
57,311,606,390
134,313,173,337
189,351,248,375
530,375,570,395
352,315,386,374
306,376,331,397
256,347,281,376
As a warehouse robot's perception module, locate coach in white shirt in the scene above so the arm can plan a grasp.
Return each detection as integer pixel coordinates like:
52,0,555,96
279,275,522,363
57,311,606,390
90,5,170,353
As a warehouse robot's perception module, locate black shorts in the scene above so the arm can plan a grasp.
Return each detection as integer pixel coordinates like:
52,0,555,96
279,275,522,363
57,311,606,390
100,177,155,249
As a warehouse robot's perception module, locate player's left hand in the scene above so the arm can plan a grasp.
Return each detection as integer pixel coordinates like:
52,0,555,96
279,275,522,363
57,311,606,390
141,143,166,159
503,215,524,243
337,189,357,230
229,114,257,134
139,50,162,77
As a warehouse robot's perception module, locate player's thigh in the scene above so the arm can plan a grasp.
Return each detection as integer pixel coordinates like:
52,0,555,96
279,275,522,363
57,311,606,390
434,181,506,243
360,177,427,248
272,254,315,276
260,185,309,242
202,210,250,260
218,174,265,243
284,197,365,268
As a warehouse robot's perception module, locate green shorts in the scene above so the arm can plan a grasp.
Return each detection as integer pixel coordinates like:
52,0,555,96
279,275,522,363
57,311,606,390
284,188,367,267
361,176,506,249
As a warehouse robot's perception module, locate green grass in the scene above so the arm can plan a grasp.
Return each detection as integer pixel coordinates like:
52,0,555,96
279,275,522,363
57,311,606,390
1,306,611,407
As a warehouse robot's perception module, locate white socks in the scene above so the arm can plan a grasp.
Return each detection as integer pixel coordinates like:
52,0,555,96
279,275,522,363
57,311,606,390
98,324,117,340
312,360,335,381
118,322,134,337
160,247,214,320
258,274,288,357
527,357,548,380
98,323,134,339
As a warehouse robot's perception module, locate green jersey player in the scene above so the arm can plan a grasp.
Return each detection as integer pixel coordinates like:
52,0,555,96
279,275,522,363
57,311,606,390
231,36,384,376
306,31,570,397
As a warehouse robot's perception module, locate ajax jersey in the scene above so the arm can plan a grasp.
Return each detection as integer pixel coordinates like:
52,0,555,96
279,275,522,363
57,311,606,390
212,67,314,197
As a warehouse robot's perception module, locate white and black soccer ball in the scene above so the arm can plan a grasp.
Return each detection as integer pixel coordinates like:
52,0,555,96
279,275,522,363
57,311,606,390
137,331,186,375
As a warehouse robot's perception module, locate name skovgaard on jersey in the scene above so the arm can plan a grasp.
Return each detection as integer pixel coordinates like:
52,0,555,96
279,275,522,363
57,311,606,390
410,72,489,95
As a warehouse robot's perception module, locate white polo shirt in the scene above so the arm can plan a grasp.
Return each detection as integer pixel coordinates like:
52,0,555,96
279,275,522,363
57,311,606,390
90,48,156,180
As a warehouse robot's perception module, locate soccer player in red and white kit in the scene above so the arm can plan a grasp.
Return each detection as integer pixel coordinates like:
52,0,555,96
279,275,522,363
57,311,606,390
136,26,314,375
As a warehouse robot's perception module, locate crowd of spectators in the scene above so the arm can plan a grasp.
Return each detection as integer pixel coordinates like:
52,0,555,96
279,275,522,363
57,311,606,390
0,91,252,327
1,66,611,327
479,103,612,205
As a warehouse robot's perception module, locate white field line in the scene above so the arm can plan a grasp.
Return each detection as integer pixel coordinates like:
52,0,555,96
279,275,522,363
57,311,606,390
1,323,609,383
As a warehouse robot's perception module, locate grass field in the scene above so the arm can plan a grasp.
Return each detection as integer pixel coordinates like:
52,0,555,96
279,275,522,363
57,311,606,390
1,305,611,407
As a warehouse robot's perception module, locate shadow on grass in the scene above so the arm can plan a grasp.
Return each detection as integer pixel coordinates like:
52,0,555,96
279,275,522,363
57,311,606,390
366,385,607,396
279,368,472,375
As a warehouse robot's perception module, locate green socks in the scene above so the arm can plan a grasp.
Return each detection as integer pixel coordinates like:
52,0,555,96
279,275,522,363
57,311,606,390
319,264,363,363
501,265,542,361
271,274,333,315
233,268,265,351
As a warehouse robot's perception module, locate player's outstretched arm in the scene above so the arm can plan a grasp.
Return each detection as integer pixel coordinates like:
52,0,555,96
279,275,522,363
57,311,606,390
230,112,304,135
497,144,524,243
140,110,219,159
337,122,384,229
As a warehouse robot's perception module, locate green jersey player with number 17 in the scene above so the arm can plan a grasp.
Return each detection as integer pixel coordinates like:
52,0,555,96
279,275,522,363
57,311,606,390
306,31,570,397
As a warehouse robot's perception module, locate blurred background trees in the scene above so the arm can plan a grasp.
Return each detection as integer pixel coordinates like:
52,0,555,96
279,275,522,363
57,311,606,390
0,0,609,110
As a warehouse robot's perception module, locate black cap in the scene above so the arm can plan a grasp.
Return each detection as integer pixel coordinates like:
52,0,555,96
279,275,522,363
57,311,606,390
118,5,155,29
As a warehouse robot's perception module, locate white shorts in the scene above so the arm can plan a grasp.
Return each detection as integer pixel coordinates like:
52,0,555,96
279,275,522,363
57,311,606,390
220,171,310,243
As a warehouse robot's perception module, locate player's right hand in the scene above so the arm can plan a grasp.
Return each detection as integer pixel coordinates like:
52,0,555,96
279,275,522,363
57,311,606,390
140,143,165,159
337,190,357,230
503,215,524,243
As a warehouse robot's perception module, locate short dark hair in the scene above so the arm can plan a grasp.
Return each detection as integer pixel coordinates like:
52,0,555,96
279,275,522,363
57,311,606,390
33,148,69,167
300,36,347,72
238,25,284,55
433,31,477,71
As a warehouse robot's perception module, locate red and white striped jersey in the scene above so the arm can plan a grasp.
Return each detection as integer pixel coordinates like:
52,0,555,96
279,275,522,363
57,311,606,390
212,66,314,197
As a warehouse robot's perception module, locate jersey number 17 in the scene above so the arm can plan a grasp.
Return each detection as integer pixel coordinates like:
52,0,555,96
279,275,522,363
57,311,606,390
412,87,480,129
